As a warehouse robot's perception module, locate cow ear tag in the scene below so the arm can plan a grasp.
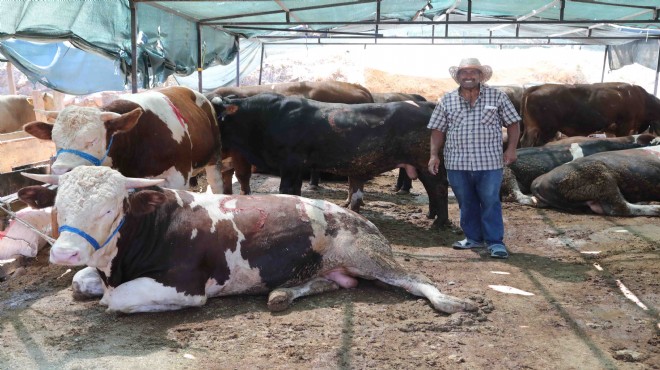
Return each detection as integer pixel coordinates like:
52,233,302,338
225,105,239,115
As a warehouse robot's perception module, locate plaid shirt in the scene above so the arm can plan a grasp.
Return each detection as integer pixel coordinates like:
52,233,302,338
427,84,521,171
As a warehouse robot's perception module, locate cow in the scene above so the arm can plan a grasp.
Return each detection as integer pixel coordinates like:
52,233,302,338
206,80,374,104
530,146,660,216
520,82,660,147
501,134,658,206
491,85,524,115
18,166,477,314
206,81,375,194
22,86,224,193
371,92,427,103
0,93,56,134
544,134,656,146
210,93,450,227
0,207,52,259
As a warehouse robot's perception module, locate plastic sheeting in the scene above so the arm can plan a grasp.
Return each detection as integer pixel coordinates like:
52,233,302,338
0,40,126,95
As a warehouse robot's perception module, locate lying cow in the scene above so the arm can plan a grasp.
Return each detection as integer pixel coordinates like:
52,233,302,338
211,93,450,227
0,207,52,259
0,93,55,133
520,82,660,147
23,86,223,193
501,134,658,206
206,81,375,194
531,146,660,216
18,166,476,314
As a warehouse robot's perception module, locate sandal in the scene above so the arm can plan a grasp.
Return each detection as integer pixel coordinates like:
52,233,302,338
488,244,509,259
452,238,484,250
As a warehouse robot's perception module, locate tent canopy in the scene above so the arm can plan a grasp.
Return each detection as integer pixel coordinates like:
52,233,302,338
0,0,658,94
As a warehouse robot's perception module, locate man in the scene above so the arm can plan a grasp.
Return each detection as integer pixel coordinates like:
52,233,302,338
427,58,520,259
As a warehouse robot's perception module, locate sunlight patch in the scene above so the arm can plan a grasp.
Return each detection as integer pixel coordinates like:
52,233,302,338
616,279,648,310
593,263,603,271
490,271,510,275
488,285,534,296
580,251,601,255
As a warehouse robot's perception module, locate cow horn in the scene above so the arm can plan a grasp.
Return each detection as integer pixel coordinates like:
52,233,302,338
21,172,60,185
99,112,122,122
34,109,60,120
123,177,165,189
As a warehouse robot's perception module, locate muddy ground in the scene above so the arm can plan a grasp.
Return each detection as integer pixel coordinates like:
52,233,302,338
0,170,658,370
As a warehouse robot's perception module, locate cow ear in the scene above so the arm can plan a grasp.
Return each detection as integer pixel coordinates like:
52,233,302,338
18,186,57,209
104,108,143,134
225,104,239,115
128,190,166,216
23,121,54,140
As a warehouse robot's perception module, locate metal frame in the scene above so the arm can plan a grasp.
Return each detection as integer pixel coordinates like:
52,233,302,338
130,0,660,93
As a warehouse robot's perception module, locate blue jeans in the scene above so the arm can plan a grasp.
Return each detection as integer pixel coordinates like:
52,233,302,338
447,169,504,246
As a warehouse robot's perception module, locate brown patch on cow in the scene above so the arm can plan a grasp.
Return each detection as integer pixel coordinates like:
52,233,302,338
17,186,56,209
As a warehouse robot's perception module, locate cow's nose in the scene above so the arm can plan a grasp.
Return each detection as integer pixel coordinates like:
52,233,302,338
49,247,81,265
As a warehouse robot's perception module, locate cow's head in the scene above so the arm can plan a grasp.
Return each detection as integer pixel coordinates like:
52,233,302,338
23,105,143,175
20,167,163,266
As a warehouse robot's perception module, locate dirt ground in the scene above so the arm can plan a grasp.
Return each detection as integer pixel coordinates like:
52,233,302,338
1,170,658,370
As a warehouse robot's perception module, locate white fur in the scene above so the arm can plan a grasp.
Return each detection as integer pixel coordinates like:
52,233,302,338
50,106,109,174
121,91,187,143
103,277,206,313
569,143,584,161
72,266,105,298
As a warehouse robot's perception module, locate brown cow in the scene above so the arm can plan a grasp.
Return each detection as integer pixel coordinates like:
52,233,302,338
520,82,660,147
23,86,223,193
206,81,375,194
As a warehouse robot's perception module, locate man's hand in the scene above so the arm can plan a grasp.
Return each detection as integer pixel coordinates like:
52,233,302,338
503,148,517,166
428,156,441,175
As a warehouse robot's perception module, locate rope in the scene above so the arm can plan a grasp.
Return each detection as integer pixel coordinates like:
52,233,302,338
0,185,58,246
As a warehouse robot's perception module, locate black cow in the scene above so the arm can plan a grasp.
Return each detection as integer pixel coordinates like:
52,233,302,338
211,93,450,227
501,134,658,205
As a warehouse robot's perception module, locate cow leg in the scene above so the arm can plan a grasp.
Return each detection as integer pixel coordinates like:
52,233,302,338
333,234,476,314
279,163,304,195
308,170,320,190
71,266,105,300
500,167,537,206
417,167,449,227
204,164,224,194
590,187,660,217
102,277,207,313
344,177,365,212
267,278,339,312
232,151,253,195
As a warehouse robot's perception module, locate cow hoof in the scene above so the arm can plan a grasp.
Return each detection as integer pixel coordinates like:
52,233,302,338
267,289,293,312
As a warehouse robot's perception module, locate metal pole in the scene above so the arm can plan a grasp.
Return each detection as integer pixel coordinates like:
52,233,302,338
654,41,660,95
196,23,203,92
601,45,608,83
6,63,16,95
258,43,265,85
235,35,240,87
130,0,138,93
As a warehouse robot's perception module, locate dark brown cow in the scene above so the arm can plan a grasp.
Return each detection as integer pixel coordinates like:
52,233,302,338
211,94,450,227
520,82,660,147
206,81,374,194
372,92,427,103
23,86,223,193
19,166,476,314
531,146,660,216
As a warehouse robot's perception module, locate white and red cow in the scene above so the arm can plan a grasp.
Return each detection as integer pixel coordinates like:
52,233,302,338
0,207,52,259
23,86,223,193
501,134,658,206
0,93,56,133
18,166,476,314
530,146,660,216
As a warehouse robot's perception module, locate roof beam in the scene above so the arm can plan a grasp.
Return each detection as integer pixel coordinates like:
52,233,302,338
489,0,560,32
549,8,655,37
569,0,660,12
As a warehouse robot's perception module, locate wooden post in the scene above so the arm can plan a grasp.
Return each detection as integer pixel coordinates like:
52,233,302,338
6,63,16,95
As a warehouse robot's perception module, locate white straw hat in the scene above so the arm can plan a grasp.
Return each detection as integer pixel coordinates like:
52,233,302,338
449,58,493,84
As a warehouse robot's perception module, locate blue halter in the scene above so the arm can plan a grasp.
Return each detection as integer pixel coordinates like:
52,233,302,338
56,135,115,166
58,217,125,251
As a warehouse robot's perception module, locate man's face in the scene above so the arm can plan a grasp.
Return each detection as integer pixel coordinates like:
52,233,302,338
457,68,482,89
